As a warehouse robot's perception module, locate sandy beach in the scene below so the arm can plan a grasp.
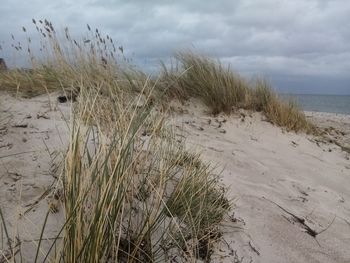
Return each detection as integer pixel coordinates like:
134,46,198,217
1,92,349,262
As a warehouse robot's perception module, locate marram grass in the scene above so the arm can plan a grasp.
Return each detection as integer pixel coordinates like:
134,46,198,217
0,20,314,262
158,51,314,133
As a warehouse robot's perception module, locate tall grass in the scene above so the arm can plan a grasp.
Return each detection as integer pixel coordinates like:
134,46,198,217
0,20,130,97
251,79,313,132
0,21,230,262
53,86,230,262
0,18,314,261
0,20,313,133
158,51,314,133
174,52,249,114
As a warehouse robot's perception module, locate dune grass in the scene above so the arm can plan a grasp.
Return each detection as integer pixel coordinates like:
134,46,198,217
250,79,314,132
0,21,230,262
53,83,231,262
0,19,312,133
0,19,316,261
158,52,249,114
157,51,314,133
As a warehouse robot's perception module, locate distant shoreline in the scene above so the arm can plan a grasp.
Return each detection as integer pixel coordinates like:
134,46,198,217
280,94,350,115
304,110,350,117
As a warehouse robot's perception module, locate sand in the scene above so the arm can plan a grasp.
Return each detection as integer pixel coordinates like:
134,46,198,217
1,92,350,262
305,111,350,154
0,92,69,261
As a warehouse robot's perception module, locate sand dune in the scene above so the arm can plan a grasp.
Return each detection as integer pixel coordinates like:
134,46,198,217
0,92,349,262
170,100,350,262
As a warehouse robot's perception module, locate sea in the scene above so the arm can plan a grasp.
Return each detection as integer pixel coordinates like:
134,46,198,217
279,94,350,115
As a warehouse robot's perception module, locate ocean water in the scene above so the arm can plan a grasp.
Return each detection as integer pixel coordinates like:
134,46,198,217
279,94,350,115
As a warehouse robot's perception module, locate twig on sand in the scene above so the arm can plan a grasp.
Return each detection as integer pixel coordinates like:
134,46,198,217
222,238,245,262
248,241,260,256
262,197,317,235
262,197,336,243
0,143,13,149
11,123,28,128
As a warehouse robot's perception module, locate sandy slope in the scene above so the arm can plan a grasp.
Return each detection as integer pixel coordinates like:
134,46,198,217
0,92,69,261
306,111,350,154
170,101,350,263
1,93,350,262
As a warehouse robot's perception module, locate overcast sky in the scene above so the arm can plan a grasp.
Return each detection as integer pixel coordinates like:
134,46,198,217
1,0,349,94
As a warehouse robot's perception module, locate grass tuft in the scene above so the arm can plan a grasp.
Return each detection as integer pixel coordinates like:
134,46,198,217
158,51,314,133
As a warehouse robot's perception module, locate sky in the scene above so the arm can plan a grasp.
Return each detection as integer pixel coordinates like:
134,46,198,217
0,0,349,95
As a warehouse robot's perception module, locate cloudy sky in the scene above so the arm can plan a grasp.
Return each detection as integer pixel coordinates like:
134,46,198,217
1,0,349,94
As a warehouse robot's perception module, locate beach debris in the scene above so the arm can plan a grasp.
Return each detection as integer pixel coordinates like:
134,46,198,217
57,88,80,103
228,212,246,225
217,116,227,123
189,122,204,131
8,172,22,182
208,146,224,152
262,197,336,242
0,58,7,71
12,123,28,128
57,95,68,103
248,241,260,256
37,112,50,119
291,141,299,147
250,136,258,141
0,142,13,149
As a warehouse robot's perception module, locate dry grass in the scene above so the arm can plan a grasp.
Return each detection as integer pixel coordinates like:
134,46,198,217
0,21,230,262
47,85,229,262
0,20,133,98
251,79,314,132
0,20,312,133
157,51,314,133
0,19,315,261
158,52,249,114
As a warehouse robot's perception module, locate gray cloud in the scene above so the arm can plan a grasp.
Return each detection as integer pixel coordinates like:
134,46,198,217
0,0,349,94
